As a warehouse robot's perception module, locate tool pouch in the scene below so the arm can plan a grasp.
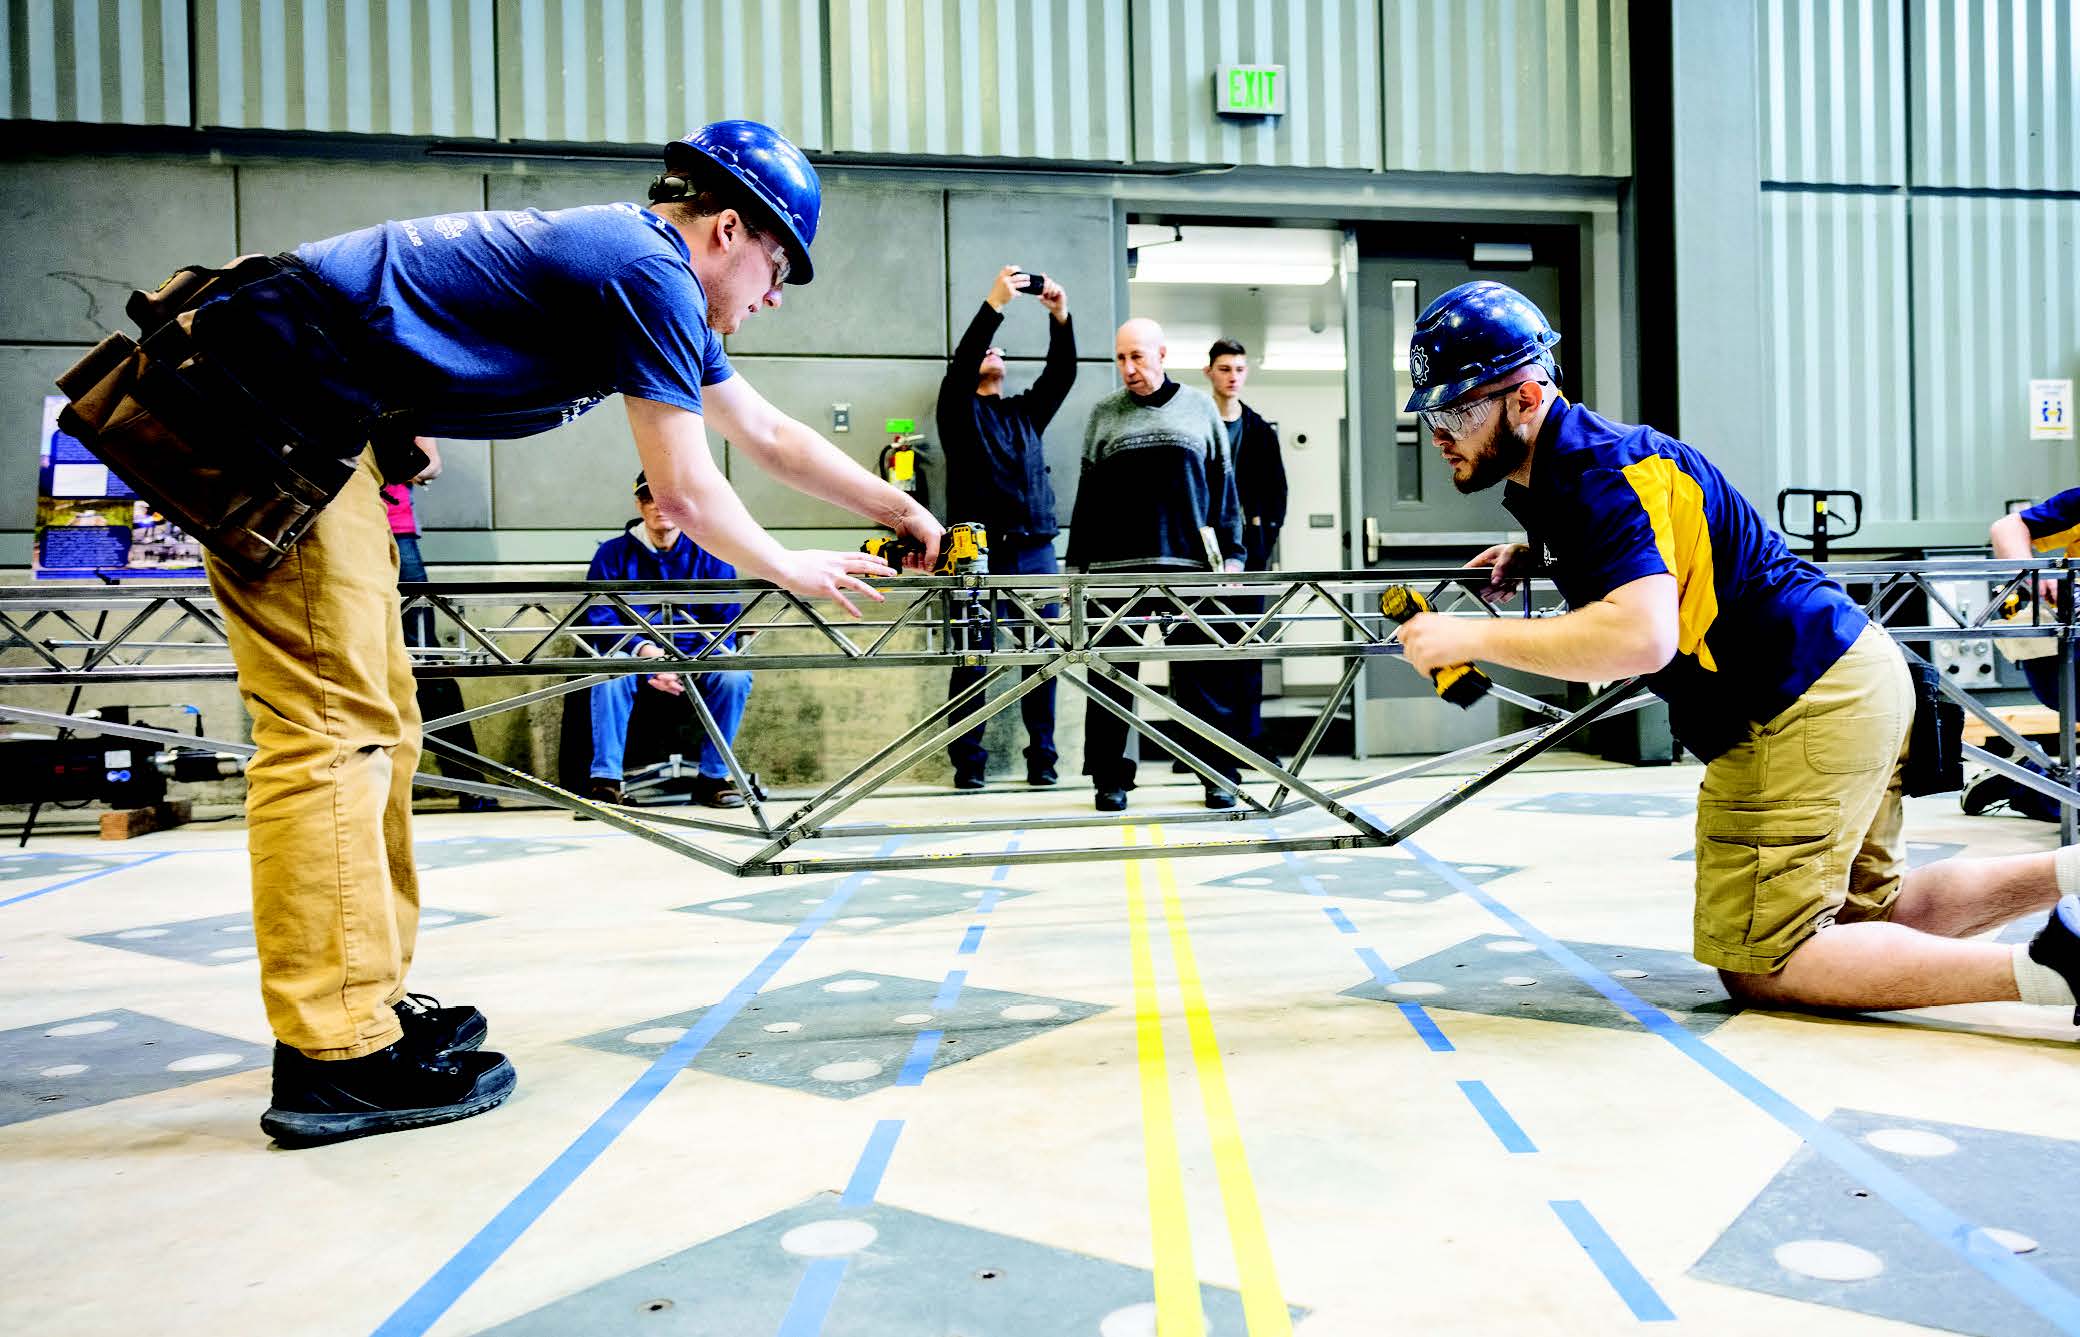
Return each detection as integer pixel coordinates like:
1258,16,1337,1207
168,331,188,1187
53,256,380,583
1901,654,1965,797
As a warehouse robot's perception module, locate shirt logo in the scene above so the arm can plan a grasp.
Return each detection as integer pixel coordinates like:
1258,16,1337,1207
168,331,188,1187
432,215,470,241
1410,345,1430,387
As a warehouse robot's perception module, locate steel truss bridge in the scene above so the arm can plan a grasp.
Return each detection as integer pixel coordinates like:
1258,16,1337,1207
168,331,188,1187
2,557,2074,870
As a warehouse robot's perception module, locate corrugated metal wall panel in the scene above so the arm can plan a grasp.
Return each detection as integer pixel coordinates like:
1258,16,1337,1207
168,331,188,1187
1757,0,1904,185
828,0,1127,161
1129,0,1380,168
496,0,824,149
2,0,189,125
1380,0,1630,177
196,0,497,137
1911,0,2077,191
1914,196,2080,521
1759,192,1913,525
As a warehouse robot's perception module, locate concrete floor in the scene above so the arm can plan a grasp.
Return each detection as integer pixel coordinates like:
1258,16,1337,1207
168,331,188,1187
1,757,2075,1336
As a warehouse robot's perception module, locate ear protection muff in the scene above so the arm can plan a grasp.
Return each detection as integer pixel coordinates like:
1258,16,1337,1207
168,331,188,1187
647,172,694,204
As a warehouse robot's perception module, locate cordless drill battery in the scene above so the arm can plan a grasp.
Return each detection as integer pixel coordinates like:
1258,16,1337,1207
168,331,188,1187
1380,584,1492,708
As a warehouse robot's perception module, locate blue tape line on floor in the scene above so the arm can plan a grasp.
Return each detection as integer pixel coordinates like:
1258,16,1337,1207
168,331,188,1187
976,887,1002,914
775,1257,849,1337
1403,836,2080,1336
1549,1199,1675,1322
1323,905,1357,934
958,923,985,955
1354,946,1454,1052
840,1119,905,1208
896,1030,942,1087
0,852,176,908
369,837,906,1337
933,969,967,1011
1457,1080,1537,1154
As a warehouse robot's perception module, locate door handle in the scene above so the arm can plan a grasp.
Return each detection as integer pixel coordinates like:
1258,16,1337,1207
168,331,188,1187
1363,515,1382,563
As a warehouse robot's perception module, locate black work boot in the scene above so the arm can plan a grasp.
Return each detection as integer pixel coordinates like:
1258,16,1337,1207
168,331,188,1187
2026,893,2080,1025
394,992,488,1054
261,1039,516,1148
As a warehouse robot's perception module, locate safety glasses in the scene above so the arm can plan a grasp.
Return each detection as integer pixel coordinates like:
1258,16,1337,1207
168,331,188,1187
1417,385,1516,439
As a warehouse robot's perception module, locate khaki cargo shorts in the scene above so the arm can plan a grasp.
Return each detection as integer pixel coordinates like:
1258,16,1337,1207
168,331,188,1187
1693,625,1914,974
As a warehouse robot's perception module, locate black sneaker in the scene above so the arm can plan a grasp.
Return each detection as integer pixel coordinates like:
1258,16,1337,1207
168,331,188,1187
953,770,986,791
1204,785,1238,810
394,993,487,1054
2026,893,2080,1025
261,1040,516,1148
1095,787,1128,812
1027,765,1058,787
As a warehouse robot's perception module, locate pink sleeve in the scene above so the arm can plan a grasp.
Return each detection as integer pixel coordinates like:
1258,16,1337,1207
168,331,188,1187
384,485,418,536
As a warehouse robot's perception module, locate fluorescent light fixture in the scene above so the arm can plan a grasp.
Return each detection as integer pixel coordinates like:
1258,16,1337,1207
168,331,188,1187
1471,241,1535,266
1259,326,1347,372
1130,225,1340,286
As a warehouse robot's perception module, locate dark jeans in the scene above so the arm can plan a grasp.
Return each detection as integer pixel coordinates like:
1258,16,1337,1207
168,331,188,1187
394,533,481,769
1081,572,1246,791
948,538,1059,775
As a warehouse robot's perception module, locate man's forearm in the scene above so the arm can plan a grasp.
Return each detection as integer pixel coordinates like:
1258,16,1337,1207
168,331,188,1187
1469,602,1671,681
759,417,918,527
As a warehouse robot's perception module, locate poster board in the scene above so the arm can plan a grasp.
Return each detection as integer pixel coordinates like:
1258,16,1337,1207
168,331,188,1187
34,395,204,580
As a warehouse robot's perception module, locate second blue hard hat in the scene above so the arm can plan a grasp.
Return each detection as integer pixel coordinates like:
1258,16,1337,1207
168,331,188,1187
1403,281,1561,413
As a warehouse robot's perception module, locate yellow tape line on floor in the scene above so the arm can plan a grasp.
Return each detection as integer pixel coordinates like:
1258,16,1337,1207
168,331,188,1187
1149,824,1293,1337
1124,825,1205,1334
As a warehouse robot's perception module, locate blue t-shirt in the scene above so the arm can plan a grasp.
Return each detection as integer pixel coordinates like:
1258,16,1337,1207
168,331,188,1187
296,203,732,439
1500,399,1868,758
2019,488,2080,556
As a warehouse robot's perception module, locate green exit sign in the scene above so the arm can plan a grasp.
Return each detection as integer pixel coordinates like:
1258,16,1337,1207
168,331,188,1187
1214,64,1285,117
885,417,915,433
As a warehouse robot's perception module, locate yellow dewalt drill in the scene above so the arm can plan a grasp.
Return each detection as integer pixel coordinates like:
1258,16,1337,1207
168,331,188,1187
862,522,989,576
1380,584,1492,708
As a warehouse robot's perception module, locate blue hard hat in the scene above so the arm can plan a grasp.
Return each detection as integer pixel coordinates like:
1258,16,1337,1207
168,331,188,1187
655,119,822,285
1402,281,1561,413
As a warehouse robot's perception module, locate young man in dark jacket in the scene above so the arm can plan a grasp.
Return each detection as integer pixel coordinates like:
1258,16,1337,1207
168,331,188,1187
1205,338,1287,754
581,471,753,809
936,264,1077,788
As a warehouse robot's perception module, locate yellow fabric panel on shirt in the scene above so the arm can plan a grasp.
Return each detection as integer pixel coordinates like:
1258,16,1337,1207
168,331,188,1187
1619,456,1720,672
2030,523,2080,557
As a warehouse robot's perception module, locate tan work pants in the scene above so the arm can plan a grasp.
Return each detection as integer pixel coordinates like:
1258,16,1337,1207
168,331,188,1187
205,450,420,1058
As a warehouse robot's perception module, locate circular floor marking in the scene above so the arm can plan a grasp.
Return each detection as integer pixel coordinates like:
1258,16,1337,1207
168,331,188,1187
762,1021,803,1034
113,929,168,940
1501,975,1539,987
166,1053,242,1072
1486,940,1539,954
419,913,455,927
1983,1228,2039,1254
962,890,985,899
1235,877,1273,887
1385,981,1445,998
218,924,250,933
625,1027,687,1045
709,901,753,911
1383,889,1428,901
811,1060,883,1083
46,1020,116,1038
780,1219,878,1258
1000,1004,1060,1021
823,979,880,993
1773,1239,1884,1282
800,897,825,905
1099,1302,1182,1337
1460,865,1497,875
39,1064,88,1078
835,916,883,928
893,1014,933,1025
210,946,257,960
890,894,919,902
1863,1128,1958,1158
1611,968,1649,979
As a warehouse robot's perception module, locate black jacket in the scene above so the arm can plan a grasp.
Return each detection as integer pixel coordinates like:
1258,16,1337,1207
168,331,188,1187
936,302,1076,541
1227,401,1287,570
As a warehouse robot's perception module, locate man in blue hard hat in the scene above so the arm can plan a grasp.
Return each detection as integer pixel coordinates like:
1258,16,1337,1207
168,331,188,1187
60,120,942,1147
1391,280,2080,1030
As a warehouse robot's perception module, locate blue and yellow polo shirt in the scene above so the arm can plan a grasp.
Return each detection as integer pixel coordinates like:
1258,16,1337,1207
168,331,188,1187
2019,488,2080,556
1499,399,1869,758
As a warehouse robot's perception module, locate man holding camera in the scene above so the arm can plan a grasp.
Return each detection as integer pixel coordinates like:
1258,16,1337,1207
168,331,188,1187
936,264,1077,789
57,120,942,1147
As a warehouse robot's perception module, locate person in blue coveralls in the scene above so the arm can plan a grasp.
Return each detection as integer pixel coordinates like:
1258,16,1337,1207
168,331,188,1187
174,120,943,1147
582,470,754,809
1390,281,2080,1032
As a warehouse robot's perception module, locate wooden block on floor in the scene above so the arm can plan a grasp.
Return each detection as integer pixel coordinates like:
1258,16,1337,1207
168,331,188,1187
1960,704,2064,746
99,799,192,841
